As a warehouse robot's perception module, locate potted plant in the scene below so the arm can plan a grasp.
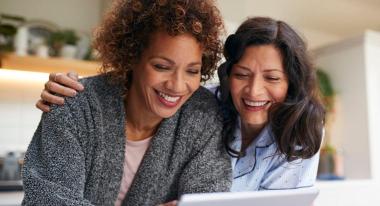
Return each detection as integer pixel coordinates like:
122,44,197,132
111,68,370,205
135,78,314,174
316,68,344,180
317,69,335,112
49,29,78,58
0,14,25,64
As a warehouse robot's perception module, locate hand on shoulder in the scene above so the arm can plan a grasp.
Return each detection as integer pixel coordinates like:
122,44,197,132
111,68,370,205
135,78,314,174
36,71,84,112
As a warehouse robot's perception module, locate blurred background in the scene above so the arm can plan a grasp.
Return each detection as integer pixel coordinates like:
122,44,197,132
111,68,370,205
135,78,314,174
1,0,380,205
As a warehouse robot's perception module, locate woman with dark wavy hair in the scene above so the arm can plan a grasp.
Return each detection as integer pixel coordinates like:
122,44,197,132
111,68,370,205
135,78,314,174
36,16,324,192
22,0,231,205
217,17,325,191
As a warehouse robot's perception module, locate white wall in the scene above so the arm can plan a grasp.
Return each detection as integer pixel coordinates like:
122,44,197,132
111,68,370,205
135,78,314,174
217,0,380,50
313,31,380,179
0,0,103,34
301,28,342,50
0,70,47,155
365,31,380,181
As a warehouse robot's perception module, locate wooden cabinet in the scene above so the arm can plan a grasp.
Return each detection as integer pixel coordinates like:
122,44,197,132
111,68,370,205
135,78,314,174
0,53,100,76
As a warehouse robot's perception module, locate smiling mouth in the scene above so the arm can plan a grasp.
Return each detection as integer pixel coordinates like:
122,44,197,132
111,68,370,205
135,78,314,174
242,99,270,111
156,90,182,107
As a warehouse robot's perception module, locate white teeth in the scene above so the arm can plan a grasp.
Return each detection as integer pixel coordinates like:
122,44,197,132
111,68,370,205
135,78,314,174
244,100,268,107
159,92,180,102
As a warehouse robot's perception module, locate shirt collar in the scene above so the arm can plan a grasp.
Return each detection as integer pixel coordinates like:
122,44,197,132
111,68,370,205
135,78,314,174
230,117,275,151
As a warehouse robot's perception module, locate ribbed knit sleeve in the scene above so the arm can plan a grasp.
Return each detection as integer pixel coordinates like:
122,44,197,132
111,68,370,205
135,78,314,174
177,87,232,195
22,94,93,205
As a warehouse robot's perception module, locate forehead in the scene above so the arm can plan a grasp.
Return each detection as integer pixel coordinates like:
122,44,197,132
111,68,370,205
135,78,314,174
144,31,203,58
237,45,283,70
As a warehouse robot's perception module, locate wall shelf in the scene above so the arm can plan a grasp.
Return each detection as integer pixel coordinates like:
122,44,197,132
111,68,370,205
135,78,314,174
0,53,100,77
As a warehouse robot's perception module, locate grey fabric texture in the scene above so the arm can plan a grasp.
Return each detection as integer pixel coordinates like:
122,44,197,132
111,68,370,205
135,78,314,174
22,74,232,206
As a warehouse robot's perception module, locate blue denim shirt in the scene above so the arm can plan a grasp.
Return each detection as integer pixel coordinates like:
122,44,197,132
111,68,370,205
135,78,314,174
230,118,319,191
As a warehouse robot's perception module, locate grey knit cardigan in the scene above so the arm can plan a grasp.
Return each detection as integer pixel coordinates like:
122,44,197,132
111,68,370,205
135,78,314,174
22,75,232,206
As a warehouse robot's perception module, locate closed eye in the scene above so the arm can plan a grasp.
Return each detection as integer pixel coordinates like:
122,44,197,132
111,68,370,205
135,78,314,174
187,69,200,75
233,73,249,79
154,64,170,71
266,76,281,82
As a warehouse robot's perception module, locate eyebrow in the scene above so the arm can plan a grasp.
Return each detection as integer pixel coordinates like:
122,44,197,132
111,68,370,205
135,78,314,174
263,69,285,73
151,56,202,67
234,64,251,71
234,64,284,73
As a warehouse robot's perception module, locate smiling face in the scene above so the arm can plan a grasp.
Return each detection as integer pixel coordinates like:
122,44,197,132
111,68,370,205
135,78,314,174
229,45,289,129
128,31,202,120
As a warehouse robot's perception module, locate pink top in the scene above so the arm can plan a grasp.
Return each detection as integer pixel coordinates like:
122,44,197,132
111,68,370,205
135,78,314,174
114,137,152,206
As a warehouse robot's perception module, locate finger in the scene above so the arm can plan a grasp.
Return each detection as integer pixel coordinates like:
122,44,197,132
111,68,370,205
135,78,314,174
67,71,79,81
35,99,51,112
45,81,77,97
66,71,84,91
48,72,58,81
41,90,65,105
50,72,84,91
55,72,84,91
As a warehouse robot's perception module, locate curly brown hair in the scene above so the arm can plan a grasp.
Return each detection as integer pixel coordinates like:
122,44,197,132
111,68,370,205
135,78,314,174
93,0,224,89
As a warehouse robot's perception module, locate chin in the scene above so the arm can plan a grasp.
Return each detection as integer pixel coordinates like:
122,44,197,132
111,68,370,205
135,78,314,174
159,112,177,118
242,116,267,127
155,106,181,119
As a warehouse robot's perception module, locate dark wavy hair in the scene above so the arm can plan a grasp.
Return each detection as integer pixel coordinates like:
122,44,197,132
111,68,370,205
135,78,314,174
93,0,224,90
218,17,325,161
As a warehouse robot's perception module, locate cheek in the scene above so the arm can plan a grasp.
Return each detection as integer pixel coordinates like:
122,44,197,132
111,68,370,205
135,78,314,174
134,65,153,85
186,75,201,93
144,69,165,85
229,80,243,105
272,84,288,102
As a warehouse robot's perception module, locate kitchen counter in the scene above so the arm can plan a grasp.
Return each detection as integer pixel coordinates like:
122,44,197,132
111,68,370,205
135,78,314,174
0,191,23,206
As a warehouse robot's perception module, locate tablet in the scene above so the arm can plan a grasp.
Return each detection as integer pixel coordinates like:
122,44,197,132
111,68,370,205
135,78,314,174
178,187,319,206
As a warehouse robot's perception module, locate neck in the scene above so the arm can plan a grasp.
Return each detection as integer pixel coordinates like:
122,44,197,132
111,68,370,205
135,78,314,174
124,88,163,141
240,121,265,149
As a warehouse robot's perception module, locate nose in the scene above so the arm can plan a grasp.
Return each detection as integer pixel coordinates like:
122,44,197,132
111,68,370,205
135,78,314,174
246,76,265,97
165,71,187,93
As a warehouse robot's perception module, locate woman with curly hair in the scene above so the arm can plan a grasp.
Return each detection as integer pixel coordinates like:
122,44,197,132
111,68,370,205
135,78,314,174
40,16,325,193
22,0,231,205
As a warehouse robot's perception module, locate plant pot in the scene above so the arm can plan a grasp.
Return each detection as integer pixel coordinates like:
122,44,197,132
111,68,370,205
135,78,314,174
60,44,77,59
317,148,345,180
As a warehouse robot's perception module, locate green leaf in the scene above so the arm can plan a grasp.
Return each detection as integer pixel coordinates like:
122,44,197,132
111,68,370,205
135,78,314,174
317,69,335,97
